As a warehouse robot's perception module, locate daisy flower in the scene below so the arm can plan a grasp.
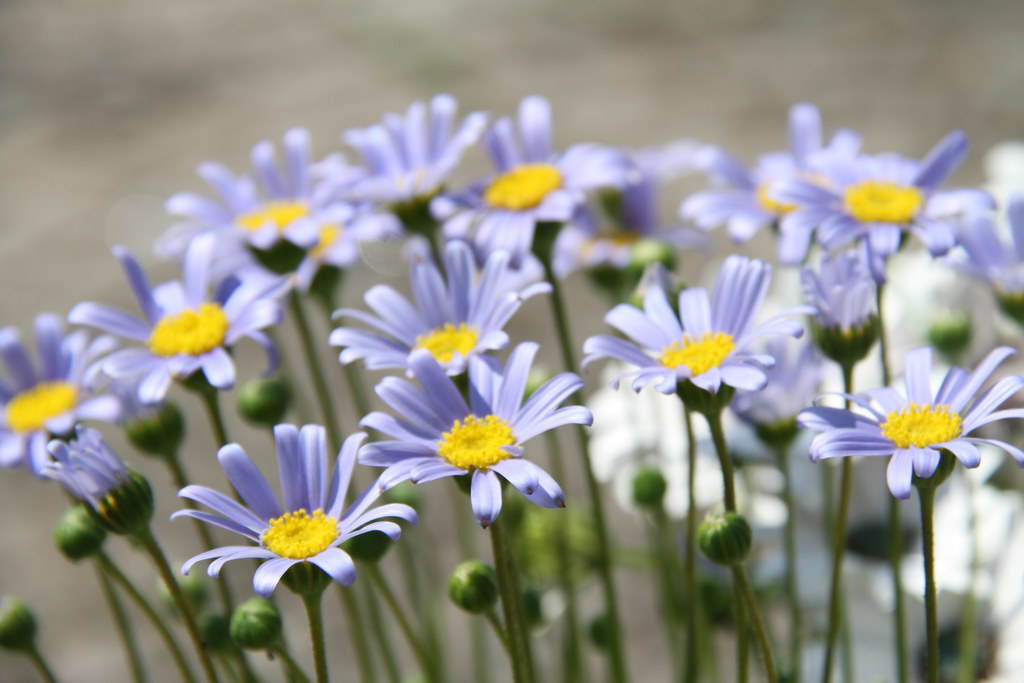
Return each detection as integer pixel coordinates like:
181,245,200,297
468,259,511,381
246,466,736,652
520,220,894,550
0,314,120,476
330,240,550,375
731,338,826,430
359,343,591,527
433,95,630,266
582,255,807,395
955,197,1024,323
776,130,994,269
175,425,417,597
69,235,290,404
799,346,1024,499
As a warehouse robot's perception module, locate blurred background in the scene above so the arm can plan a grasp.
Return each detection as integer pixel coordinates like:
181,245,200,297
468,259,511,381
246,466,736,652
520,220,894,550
2,0,1023,680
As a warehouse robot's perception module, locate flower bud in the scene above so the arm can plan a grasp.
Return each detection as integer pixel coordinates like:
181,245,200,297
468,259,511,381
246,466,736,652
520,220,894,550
997,291,1024,328
810,316,878,368
230,598,282,651
587,612,609,650
698,511,752,566
447,561,498,614
236,377,291,428
199,613,234,654
251,241,305,274
93,469,154,536
53,505,107,562
627,238,676,276
124,402,185,458
754,418,800,451
0,597,36,652
342,531,392,564
158,570,209,618
631,467,667,508
927,311,972,362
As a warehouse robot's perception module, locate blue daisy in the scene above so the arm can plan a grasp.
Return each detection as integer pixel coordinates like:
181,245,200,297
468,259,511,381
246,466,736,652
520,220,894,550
801,248,877,332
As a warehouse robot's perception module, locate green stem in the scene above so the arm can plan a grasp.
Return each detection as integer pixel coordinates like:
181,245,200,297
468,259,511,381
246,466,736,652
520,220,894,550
957,478,980,683
363,582,402,683
775,446,802,683
366,565,436,681
489,516,536,683
301,592,330,683
97,551,197,683
290,291,343,451
820,458,852,683
95,563,147,683
397,536,445,681
734,566,778,683
342,361,373,420
450,479,488,683
683,406,701,683
273,646,313,683
195,383,229,448
337,586,376,683
919,486,939,683
652,507,685,682
27,646,61,683
485,610,511,656
136,529,220,683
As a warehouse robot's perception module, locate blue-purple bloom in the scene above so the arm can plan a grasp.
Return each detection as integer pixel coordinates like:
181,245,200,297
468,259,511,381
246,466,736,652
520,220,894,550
434,95,630,266
69,235,290,403
359,343,591,527
330,240,550,375
175,425,417,597
799,346,1024,499
801,248,877,332
731,339,825,428
0,315,120,476
43,426,131,508
582,255,808,395
956,195,1024,297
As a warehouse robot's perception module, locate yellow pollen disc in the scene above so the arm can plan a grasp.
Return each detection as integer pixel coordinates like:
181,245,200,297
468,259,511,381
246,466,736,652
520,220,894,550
437,414,516,471
236,200,310,233
843,181,924,224
413,323,480,364
658,332,736,376
309,224,342,260
5,382,78,433
148,303,229,357
756,183,797,215
881,403,962,449
262,509,339,560
484,163,563,211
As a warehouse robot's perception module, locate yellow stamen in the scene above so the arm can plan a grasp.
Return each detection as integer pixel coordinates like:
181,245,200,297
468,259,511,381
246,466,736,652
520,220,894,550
413,323,480,364
658,332,736,376
148,303,229,357
5,382,78,433
843,181,923,224
881,403,962,449
756,183,797,215
262,509,339,559
309,224,342,260
484,164,563,211
236,200,310,234
437,414,516,471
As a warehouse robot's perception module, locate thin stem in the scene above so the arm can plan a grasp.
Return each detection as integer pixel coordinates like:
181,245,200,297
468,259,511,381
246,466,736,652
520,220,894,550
196,384,229,449
290,291,343,451
97,551,197,683
734,566,778,683
919,486,939,683
957,477,980,683
396,536,445,682
363,582,402,683
733,581,749,683
27,646,61,683
366,564,437,681
683,405,701,683
342,362,373,419
273,646,313,683
337,586,376,683
301,592,330,683
489,516,536,683
485,610,511,656
652,507,685,682
450,480,488,683
775,446,802,682
136,529,220,683
96,563,147,683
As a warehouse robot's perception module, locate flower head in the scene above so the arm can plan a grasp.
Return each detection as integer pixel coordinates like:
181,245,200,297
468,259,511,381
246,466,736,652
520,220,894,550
799,346,1024,499
583,255,807,395
293,203,401,292
359,343,591,527
330,240,550,375
955,196,1024,323
174,425,417,597
69,235,290,403
0,314,121,476
731,338,825,429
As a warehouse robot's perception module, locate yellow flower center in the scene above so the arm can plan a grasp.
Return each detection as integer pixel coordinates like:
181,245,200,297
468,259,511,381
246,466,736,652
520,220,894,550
843,181,924,224
413,323,480,364
437,414,517,471
658,332,736,376
5,382,78,433
881,403,962,449
309,224,342,260
756,183,797,215
236,200,310,234
262,509,339,559
148,303,229,357
484,163,563,211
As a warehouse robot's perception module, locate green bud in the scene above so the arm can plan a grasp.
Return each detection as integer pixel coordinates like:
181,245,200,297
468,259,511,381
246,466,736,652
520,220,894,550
697,511,752,566
342,531,392,564
230,598,282,651
199,613,234,654
0,597,36,651
522,586,543,629
631,467,667,508
996,291,1024,328
927,310,972,362
627,238,676,276
251,241,305,274
447,561,498,614
236,377,291,428
53,505,107,562
157,570,209,618
124,402,184,458
92,469,154,536
754,418,800,451
587,612,609,650
810,316,879,367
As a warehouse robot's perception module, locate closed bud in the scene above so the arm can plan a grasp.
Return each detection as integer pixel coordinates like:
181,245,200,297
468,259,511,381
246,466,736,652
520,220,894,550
627,238,676,276
698,511,752,566
93,469,154,536
631,467,667,508
124,402,184,458
199,614,234,654
236,377,291,428
754,418,800,451
0,597,36,652
927,310,972,362
53,505,107,562
997,291,1024,328
342,531,392,564
158,570,209,618
810,316,879,367
230,598,282,651
587,612,609,650
447,561,498,614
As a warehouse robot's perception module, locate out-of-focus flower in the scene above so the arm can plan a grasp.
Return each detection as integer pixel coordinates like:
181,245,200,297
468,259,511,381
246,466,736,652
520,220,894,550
583,255,806,395
293,203,401,292
800,346,1024,499
955,197,1024,325
801,248,879,365
330,240,549,375
175,425,417,597
359,343,591,527
0,314,120,475
732,338,825,430
69,235,290,403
